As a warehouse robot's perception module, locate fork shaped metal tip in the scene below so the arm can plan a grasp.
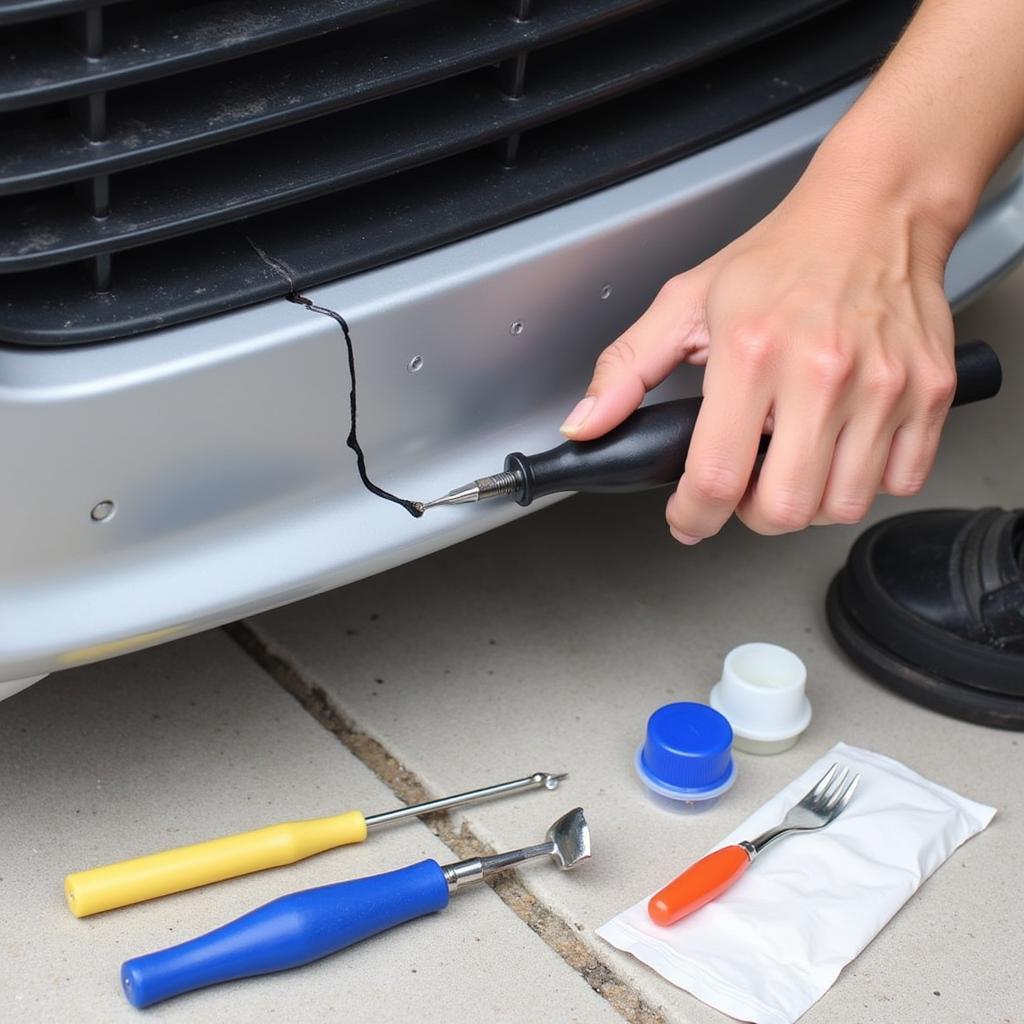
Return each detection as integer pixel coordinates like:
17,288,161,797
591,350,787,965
802,763,859,814
831,773,859,814
805,762,842,803
743,763,861,859
801,763,860,815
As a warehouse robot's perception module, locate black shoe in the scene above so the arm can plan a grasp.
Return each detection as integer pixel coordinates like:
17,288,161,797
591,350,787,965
826,507,1024,730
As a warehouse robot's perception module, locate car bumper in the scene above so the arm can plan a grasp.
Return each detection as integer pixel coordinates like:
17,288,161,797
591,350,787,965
3,81,1024,686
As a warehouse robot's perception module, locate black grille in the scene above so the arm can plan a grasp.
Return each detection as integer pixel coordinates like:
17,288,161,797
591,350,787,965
0,0,915,346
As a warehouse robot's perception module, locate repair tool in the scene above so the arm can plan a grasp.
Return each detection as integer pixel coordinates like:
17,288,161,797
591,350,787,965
120,807,590,1008
65,770,567,918
419,339,1001,511
648,763,858,926
636,702,736,814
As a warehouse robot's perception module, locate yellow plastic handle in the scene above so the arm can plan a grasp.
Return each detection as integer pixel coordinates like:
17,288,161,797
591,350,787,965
64,810,368,918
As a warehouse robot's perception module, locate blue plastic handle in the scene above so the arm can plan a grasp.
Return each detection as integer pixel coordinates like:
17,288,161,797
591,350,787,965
121,859,449,1008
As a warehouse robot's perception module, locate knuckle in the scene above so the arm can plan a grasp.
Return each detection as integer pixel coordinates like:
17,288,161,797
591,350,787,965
760,489,816,532
729,322,778,369
688,461,745,505
821,494,871,524
917,363,957,412
592,337,637,378
656,274,690,305
864,359,908,403
804,343,855,393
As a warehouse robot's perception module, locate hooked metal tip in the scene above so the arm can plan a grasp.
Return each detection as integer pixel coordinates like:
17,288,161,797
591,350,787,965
534,771,568,791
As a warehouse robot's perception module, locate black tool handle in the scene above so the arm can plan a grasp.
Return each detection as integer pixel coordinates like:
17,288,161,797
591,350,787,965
506,339,1001,507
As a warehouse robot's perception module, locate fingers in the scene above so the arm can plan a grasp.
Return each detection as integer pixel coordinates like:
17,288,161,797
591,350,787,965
735,383,844,536
670,339,954,542
560,272,709,441
812,358,907,524
666,331,774,542
811,420,897,526
741,347,954,533
881,359,956,495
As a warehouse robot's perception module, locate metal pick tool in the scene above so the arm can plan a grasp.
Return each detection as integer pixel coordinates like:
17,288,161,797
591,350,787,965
66,771,568,917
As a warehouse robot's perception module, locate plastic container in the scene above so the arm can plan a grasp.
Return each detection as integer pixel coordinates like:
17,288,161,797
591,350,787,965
635,702,736,813
709,643,811,755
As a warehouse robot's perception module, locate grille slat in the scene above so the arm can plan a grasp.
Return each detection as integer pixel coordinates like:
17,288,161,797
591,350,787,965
0,0,127,28
0,0,669,195
0,0,435,110
0,0,916,346
1,0,854,270
493,0,534,167
63,2,112,291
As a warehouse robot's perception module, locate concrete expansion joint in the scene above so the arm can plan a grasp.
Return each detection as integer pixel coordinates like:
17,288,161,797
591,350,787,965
224,620,667,1024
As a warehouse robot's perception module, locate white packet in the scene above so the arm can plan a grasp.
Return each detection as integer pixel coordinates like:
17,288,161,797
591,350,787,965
597,742,995,1024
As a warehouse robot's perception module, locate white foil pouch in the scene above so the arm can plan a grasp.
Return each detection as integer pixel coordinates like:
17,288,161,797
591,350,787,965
597,742,995,1024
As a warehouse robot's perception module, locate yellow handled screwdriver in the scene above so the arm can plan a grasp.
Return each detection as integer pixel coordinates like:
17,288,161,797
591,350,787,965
65,771,566,917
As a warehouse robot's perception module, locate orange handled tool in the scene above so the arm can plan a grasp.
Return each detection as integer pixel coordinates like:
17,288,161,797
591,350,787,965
648,763,860,927
649,845,751,925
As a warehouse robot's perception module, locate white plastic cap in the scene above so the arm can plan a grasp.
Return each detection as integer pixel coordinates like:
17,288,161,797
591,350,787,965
709,643,811,755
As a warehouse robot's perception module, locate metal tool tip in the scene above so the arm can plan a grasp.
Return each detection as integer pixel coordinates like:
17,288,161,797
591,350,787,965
418,471,521,512
536,772,568,790
417,483,478,511
547,807,590,869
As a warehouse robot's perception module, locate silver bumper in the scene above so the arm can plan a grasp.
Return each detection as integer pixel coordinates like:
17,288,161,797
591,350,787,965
3,81,1024,685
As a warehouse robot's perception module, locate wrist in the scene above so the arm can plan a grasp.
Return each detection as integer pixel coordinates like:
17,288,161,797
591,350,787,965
799,104,983,265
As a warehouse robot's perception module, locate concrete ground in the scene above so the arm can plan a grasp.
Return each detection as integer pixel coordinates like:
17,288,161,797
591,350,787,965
2,265,1022,1024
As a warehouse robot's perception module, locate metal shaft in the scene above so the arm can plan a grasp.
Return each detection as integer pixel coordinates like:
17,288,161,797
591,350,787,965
440,806,590,893
740,826,791,860
442,840,555,893
364,772,566,829
418,469,524,511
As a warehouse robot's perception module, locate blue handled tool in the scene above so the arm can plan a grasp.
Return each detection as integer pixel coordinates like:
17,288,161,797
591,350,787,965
121,807,590,1008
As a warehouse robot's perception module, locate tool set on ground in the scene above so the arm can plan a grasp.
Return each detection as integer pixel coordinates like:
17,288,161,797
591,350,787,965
63,339,1002,1017
70,683,995,1020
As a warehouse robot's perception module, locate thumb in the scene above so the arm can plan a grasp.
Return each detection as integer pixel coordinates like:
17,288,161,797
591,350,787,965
559,272,709,441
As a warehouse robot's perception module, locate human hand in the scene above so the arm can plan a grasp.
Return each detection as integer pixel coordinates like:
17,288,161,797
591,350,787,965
560,156,959,544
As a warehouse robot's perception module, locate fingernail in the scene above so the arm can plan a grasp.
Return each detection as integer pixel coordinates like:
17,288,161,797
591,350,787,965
670,527,702,546
559,396,597,435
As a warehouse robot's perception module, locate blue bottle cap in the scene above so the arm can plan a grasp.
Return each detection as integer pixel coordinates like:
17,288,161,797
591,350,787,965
637,702,735,797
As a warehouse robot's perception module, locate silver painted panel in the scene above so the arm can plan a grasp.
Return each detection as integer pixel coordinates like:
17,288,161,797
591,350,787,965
2,81,1023,684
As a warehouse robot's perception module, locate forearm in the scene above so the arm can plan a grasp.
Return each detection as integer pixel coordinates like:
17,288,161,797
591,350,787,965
567,0,1024,542
805,0,1024,255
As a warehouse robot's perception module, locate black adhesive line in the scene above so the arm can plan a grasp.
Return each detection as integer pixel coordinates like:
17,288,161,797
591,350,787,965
289,292,423,518
243,236,423,518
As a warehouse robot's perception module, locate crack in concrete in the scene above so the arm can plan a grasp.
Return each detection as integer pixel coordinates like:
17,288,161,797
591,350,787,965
225,619,666,1024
